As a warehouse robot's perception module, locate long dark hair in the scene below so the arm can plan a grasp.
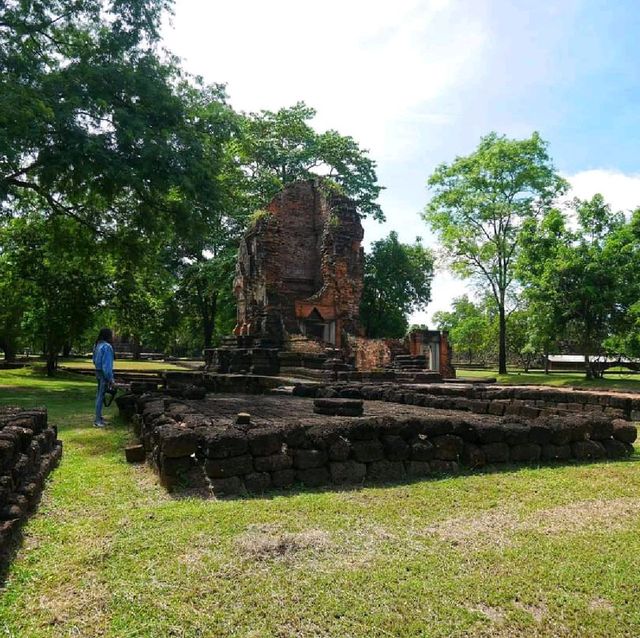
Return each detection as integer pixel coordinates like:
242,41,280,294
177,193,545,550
95,327,113,345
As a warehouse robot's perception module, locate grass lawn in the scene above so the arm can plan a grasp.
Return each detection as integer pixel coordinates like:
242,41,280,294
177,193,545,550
58,357,197,372
457,368,640,392
0,367,639,637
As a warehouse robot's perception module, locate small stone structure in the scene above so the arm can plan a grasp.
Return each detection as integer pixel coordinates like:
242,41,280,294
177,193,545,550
349,329,455,378
117,381,636,495
233,180,364,348
0,407,62,548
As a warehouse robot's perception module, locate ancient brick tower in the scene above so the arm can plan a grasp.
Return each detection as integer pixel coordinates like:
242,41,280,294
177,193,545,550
233,180,364,348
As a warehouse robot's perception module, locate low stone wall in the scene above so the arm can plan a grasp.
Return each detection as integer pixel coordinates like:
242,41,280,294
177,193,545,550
294,382,640,422
0,407,62,547
118,390,637,496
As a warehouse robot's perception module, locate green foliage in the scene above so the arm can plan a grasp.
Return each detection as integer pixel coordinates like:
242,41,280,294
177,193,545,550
247,209,273,228
2,211,106,373
517,197,640,377
433,295,493,363
360,232,434,338
424,132,567,373
239,102,384,220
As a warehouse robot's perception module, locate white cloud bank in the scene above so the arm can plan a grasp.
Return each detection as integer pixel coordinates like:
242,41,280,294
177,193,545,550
566,169,640,214
163,0,487,160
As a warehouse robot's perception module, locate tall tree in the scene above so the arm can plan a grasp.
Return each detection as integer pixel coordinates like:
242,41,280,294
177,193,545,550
1,0,234,240
4,212,106,374
360,232,434,338
424,132,567,373
239,102,384,220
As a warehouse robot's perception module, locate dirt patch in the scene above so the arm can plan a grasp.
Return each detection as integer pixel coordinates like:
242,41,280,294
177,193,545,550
422,498,640,549
236,524,331,561
589,597,615,612
529,498,640,535
423,508,519,548
468,603,506,623
36,576,110,635
514,600,547,622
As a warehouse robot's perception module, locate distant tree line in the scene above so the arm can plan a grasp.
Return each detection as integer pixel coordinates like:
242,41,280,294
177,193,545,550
426,134,640,378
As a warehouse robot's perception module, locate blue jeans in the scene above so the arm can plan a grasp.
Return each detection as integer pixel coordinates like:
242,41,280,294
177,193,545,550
95,373,109,423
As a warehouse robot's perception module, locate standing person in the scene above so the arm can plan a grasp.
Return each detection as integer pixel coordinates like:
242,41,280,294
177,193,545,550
92,328,115,428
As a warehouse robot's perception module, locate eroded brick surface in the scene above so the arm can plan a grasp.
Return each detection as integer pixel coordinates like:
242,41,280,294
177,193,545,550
233,180,364,348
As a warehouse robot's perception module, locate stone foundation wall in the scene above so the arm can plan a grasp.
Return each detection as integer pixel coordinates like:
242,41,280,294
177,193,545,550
295,382,640,422
0,407,62,547
119,389,636,497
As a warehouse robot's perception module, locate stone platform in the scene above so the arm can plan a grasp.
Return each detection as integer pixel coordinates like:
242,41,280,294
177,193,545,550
119,390,637,496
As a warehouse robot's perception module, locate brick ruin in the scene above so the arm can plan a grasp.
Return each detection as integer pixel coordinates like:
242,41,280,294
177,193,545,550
208,179,455,379
117,379,637,495
233,180,364,348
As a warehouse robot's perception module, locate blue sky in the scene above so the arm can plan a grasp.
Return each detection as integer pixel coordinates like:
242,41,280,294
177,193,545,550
162,0,640,322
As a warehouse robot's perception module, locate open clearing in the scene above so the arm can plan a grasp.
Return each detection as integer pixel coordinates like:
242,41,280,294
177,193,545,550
0,367,639,637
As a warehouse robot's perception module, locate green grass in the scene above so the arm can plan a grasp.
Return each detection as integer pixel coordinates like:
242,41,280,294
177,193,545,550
0,367,639,636
457,368,640,392
59,357,197,372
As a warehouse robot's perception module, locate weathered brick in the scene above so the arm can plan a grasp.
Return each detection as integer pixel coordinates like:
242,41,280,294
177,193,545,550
330,461,366,484
351,439,384,463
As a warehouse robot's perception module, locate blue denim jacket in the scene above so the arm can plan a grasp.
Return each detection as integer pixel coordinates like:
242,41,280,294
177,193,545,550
92,341,114,382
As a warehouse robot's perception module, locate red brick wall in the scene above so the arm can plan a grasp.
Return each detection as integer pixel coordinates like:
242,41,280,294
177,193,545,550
234,180,364,347
350,337,405,371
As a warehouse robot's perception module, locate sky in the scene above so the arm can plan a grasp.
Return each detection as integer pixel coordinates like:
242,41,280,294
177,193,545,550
161,0,640,324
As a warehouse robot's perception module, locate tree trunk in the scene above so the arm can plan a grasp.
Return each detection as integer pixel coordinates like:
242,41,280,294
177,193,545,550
584,353,593,379
46,350,57,376
0,339,16,362
544,347,549,374
132,335,141,360
62,342,72,357
498,303,507,375
202,291,217,349
203,319,214,349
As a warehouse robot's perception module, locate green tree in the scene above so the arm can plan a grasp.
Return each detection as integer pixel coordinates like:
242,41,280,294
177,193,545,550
0,233,26,361
424,132,567,374
239,102,384,220
518,196,638,378
433,295,492,364
4,212,106,375
360,232,434,338
1,0,235,240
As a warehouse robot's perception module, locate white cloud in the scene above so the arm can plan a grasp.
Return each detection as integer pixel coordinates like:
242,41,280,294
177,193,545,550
411,271,470,327
162,0,487,160
566,169,640,214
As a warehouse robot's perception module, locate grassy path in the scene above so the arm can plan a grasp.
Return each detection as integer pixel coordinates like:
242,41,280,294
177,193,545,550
0,368,639,637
